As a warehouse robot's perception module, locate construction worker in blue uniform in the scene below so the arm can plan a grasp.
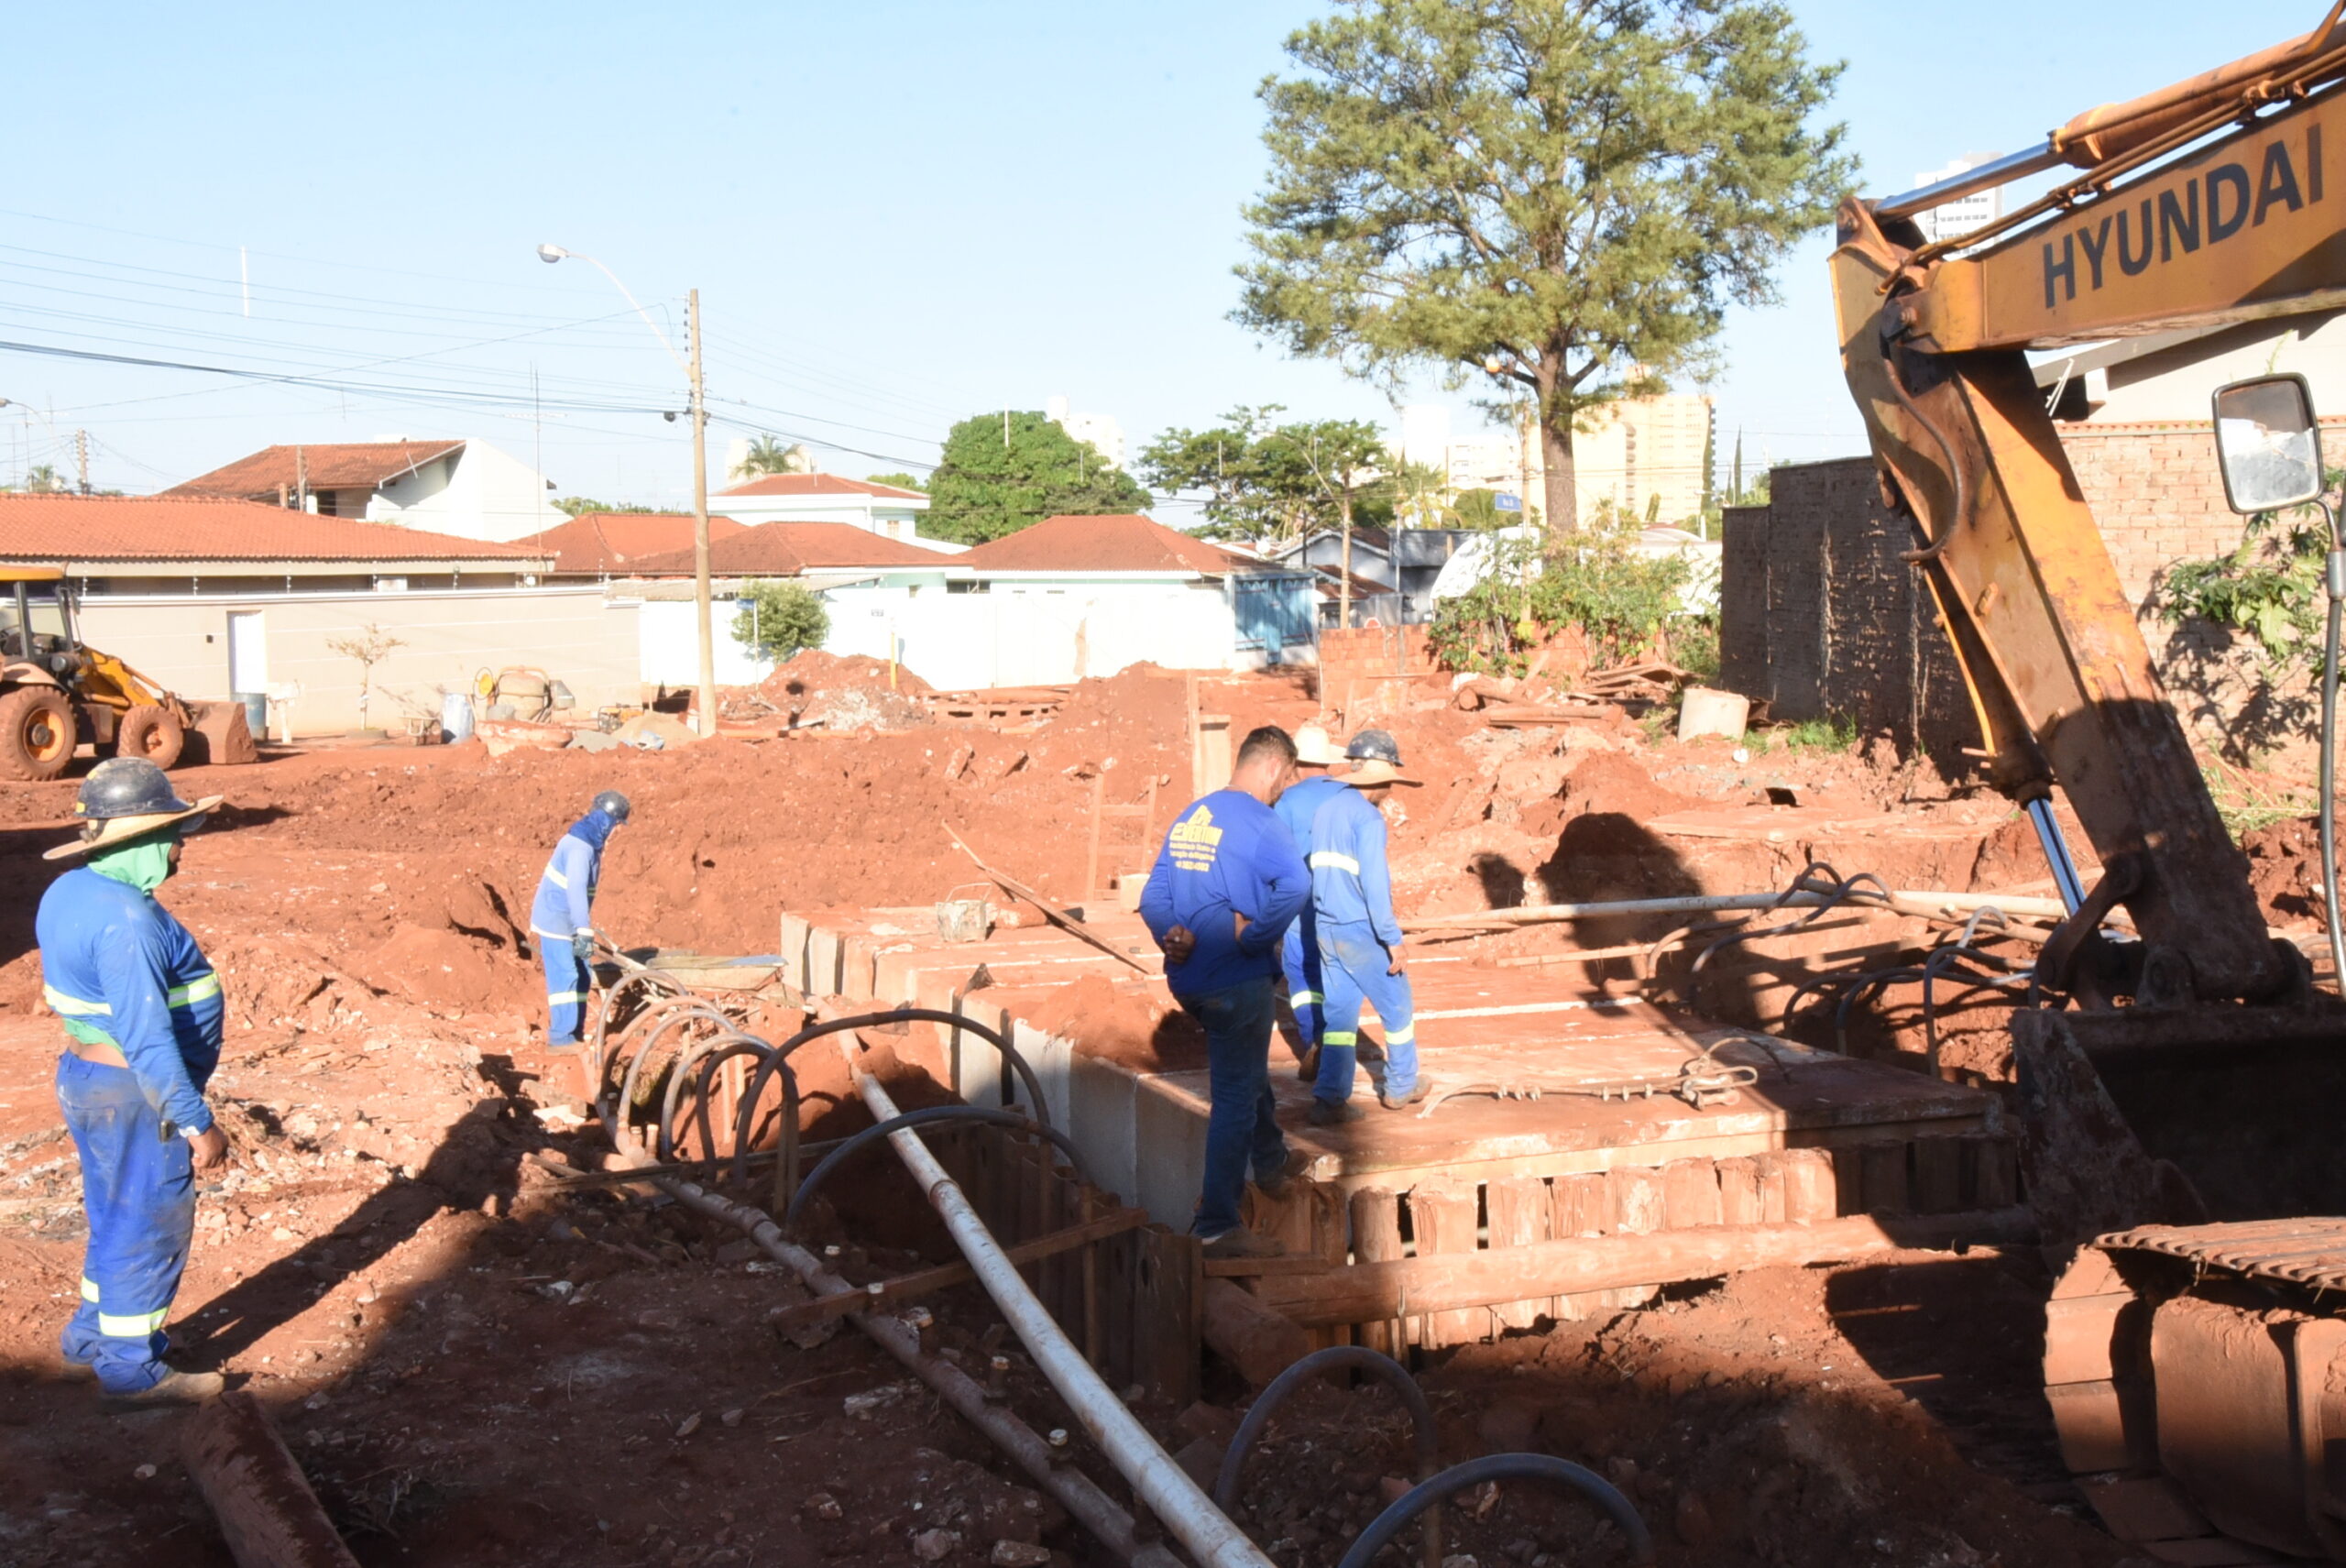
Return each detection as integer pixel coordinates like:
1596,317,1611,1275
1271,725,1348,1116
1138,726,1310,1258
532,790,631,1054
1309,729,1428,1116
37,758,232,1408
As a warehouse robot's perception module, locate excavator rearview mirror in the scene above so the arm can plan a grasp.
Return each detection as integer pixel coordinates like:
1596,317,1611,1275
2212,373,2325,515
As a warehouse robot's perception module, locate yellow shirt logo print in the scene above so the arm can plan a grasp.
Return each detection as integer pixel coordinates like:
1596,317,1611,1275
1168,805,1223,872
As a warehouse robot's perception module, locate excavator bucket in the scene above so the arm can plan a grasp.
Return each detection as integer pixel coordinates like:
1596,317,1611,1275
2012,1004,2346,1249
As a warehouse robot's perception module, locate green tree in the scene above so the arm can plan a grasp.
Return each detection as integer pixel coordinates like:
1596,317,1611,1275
1138,407,1391,545
22,464,67,494
732,580,831,662
924,411,1153,544
864,471,928,493
554,496,661,517
1235,0,1853,536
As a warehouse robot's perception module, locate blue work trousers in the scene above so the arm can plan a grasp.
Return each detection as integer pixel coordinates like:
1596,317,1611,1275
56,1054,195,1394
1179,976,1287,1239
1316,924,1419,1103
543,940,590,1045
1280,919,1324,1050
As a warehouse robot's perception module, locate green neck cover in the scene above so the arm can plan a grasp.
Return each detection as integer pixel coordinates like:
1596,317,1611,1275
89,835,175,894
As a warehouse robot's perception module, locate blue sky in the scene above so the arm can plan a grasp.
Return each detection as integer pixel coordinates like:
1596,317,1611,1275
0,1,2300,513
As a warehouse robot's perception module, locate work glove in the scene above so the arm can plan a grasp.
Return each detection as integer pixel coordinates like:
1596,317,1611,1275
572,932,595,965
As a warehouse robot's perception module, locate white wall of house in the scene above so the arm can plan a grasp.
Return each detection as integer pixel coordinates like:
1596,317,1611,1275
77,586,639,736
710,490,960,549
367,440,565,543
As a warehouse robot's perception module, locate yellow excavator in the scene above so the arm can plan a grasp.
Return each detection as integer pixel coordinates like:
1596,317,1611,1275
1836,5,2346,1555
0,566,239,781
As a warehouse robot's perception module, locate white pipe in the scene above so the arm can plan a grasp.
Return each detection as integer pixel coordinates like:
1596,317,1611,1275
840,1034,1277,1568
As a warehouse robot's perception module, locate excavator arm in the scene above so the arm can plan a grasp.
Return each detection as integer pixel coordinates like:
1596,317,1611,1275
1831,38,2346,1006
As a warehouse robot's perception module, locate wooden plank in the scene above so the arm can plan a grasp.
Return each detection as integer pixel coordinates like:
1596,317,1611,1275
1716,1157,1763,1227
1551,1169,1615,1321
1486,1175,1552,1329
1409,1180,1484,1348
1860,1142,1913,1216
1913,1137,1964,1215
1349,1187,1405,1354
1970,1133,2020,1209
1661,1158,1723,1229
1257,1208,2037,1327
1777,1148,1836,1223
182,1391,364,1568
1139,1228,1205,1403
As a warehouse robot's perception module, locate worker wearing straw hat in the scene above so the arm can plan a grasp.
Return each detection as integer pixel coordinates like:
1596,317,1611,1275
1308,729,1428,1114
36,757,231,1408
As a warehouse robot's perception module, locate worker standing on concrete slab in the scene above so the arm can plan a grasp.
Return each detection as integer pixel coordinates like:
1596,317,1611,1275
36,758,231,1409
532,790,630,1052
1272,724,1347,1085
1138,726,1310,1259
1310,730,1427,1115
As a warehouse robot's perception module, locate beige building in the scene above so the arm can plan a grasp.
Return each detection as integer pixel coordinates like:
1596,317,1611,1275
1427,392,1715,527
2,494,638,737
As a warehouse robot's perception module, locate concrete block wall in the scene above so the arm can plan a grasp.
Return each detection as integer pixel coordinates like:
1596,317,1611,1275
1721,421,2346,762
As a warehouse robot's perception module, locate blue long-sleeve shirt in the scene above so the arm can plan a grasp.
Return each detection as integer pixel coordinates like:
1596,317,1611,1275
1309,786,1405,948
531,812,615,939
1272,774,1347,864
36,868,224,1134
1138,789,1310,999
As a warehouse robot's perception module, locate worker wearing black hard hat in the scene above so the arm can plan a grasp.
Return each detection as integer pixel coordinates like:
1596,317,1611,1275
531,789,632,1060
1306,729,1428,1116
36,758,233,1408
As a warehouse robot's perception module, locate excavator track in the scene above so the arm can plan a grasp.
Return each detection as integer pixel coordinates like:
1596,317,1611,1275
2046,1222,2346,1563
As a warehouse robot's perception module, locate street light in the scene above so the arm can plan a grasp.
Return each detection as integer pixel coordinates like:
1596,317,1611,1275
537,244,717,738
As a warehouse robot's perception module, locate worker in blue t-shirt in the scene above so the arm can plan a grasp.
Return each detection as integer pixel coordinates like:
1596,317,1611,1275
1309,729,1428,1114
1138,726,1309,1258
1270,724,1347,1110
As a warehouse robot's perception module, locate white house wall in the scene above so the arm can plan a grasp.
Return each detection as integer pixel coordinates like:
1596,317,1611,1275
369,441,564,543
77,587,639,736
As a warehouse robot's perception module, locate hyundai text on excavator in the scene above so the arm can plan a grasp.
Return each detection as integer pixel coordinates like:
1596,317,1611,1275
1836,5,2346,1554
0,566,248,781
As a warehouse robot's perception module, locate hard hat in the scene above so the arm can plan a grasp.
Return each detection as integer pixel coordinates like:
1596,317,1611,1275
1293,724,1341,767
1341,729,1420,789
44,757,224,861
594,789,631,823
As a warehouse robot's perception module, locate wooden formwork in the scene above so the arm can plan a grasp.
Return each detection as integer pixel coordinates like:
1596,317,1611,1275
927,1124,1202,1406
1244,1132,2019,1353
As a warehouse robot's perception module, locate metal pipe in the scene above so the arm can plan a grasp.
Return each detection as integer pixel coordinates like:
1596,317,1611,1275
1406,885,2075,932
1872,143,2060,220
2025,797,2088,916
838,1032,1277,1568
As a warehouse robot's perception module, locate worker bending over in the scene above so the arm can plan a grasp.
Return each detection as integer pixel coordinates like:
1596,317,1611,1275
532,790,631,1051
1138,727,1309,1258
1309,730,1426,1116
37,759,231,1408
1271,724,1347,1096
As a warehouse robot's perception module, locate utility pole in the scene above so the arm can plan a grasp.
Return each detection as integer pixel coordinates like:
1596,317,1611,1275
73,430,89,496
688,289,717,739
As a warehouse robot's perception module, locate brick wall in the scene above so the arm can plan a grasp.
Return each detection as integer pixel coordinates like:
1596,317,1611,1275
1721,420,2346,764
1319,624,1436,718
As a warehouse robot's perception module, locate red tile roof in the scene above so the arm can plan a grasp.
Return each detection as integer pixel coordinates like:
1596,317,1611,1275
715,473,927,500
627,521,956,576
515,512,751,575
954,514,1261,575
162,440,468,499
0,495,541,563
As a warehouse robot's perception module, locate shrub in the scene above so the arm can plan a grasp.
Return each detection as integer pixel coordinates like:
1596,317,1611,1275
732,580,830,662
1428,531,1694,676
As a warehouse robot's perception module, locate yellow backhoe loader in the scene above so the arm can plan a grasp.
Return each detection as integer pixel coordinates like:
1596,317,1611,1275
1836,5,2346,1554
0,566,247,782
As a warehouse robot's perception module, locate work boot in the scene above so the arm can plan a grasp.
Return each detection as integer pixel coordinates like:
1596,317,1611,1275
100,1368,225,1412
1200,1228,1284,1261
1253,1154,1295,1199
58,1356,94,1382
1378,1080,1431,1113
1307,1099,1365,1127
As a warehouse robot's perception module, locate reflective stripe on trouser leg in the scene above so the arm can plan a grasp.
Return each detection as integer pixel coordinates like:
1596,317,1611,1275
1280,921,1323,1049
54,1054,192,1394
541,941,590,1044
1317,924,1420,1098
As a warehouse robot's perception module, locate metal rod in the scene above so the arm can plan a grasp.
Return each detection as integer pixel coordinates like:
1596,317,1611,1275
1403,886,2075,931
839,1032,1277,1568
1872,143,2060,220
2024,797,2088,916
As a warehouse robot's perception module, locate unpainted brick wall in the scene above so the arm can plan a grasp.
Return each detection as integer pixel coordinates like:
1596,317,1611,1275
1721,420,2346,763
1319,625,1435,718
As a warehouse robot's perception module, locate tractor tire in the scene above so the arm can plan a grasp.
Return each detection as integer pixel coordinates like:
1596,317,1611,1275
115,704,186,769
0,686,77,781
